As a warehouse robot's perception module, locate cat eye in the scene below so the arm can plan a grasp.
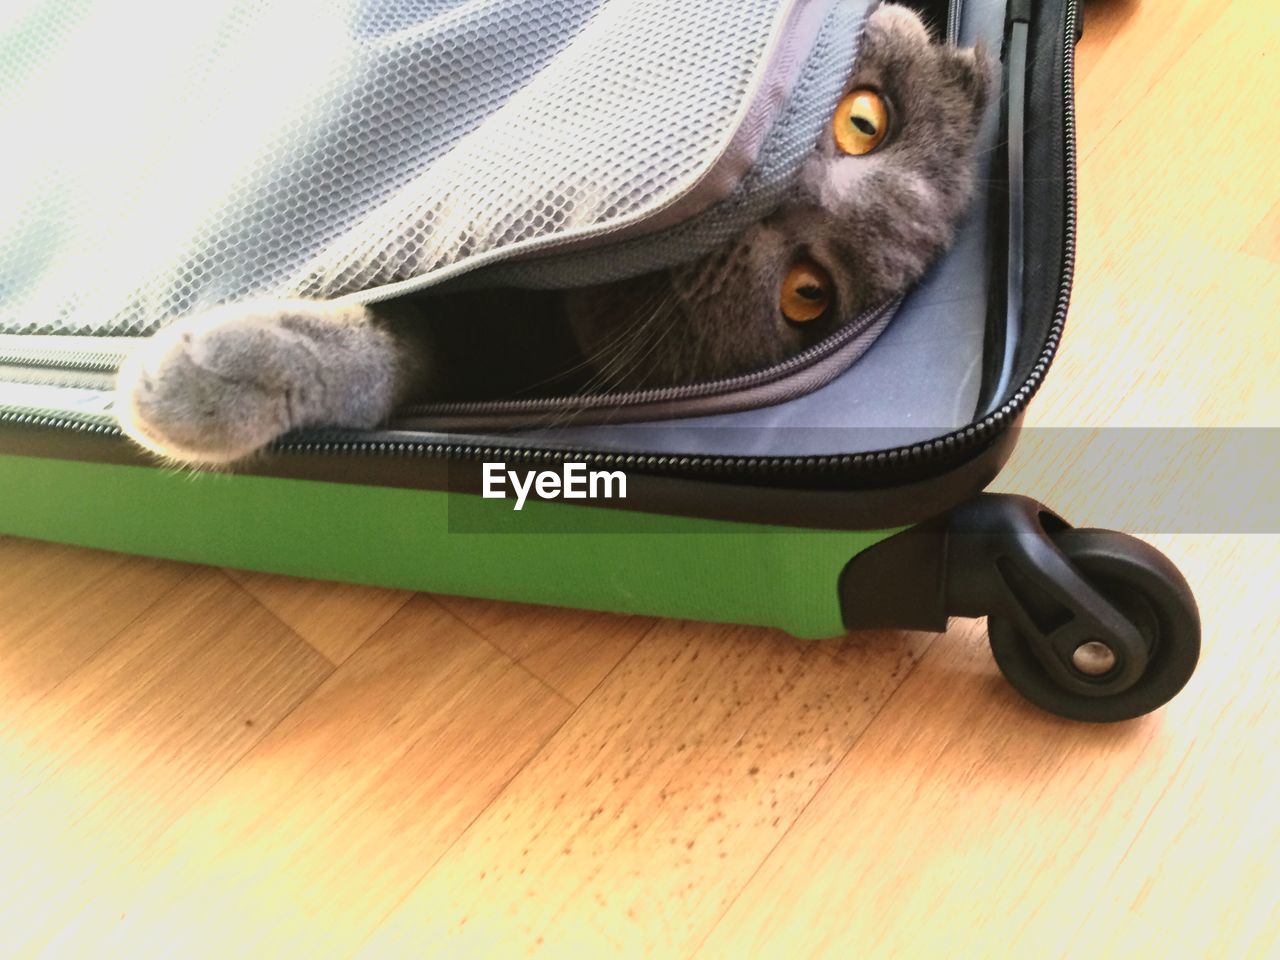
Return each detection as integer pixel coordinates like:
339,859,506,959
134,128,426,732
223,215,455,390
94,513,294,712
833,87,889,155
780,259,832,324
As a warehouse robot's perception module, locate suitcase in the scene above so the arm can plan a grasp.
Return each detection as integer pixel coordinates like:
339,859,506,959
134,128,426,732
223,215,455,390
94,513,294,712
0,0,1199,722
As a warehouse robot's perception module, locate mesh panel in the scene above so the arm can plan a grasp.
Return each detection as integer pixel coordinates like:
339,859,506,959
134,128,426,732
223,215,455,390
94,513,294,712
484,0,866,290
0,0,846,337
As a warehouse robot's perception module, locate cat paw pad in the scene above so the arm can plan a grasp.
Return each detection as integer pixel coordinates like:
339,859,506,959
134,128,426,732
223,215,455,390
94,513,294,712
114,301,324,465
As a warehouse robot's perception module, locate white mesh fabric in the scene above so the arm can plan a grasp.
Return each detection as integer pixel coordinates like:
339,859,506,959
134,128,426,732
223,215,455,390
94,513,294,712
0,0,838,336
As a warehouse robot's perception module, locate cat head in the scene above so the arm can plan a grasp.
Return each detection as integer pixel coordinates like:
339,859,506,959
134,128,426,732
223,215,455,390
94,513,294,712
566,3,995,390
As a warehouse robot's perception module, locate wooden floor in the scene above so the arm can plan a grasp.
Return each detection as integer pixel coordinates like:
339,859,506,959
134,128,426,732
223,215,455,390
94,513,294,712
2,0,1277,956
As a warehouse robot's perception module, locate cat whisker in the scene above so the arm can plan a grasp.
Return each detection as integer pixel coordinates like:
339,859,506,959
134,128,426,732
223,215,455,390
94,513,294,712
537,286,677,430
577,315,666,405
595,298,684,424
505,300,652,398
588,286,676,385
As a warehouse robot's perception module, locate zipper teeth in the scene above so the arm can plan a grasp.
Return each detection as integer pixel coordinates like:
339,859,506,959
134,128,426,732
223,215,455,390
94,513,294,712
0,351,124,373
0,0,1078,484
947,0,963,43
398,299,892,418
0,409,119,435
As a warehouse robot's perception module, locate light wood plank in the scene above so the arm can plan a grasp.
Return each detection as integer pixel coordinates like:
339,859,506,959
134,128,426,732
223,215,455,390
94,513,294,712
1076,7,1277,269
1242,199,1279,263
431,593,656,704
0,569,332,958
224,567,411,664
35,596,573,960
1056,535,1280,960
1045,4,1279,428
1073,0,1234,163
695,533,1280,958
356,619,930,957
0,537,192,710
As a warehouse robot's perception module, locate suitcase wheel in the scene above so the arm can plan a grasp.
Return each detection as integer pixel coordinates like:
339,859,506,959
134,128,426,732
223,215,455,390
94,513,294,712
986,528,1201,723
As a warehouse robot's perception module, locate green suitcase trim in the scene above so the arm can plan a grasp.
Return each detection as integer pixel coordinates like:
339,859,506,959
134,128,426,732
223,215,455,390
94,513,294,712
0,454,900,639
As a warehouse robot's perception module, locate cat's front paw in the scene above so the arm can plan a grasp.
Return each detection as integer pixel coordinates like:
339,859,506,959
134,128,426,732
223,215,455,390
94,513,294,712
114,300,335,465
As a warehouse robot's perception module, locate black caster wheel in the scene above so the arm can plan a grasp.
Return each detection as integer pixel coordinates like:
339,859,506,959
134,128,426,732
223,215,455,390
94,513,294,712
988,529,1200,722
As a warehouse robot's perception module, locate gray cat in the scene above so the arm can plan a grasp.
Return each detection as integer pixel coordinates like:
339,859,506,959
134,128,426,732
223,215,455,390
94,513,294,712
115,4,993,465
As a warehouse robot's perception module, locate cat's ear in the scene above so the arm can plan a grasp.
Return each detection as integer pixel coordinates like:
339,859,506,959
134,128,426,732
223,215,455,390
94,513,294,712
940,43,997,118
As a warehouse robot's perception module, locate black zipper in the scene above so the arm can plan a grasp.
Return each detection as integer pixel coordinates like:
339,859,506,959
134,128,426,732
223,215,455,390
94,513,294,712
1,0,1078,488
947,0,963,43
